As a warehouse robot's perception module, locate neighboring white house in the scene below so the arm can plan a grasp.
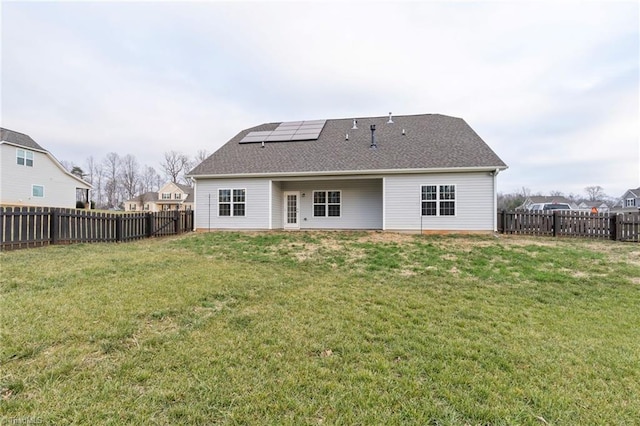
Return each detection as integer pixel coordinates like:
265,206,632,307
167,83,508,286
577,201,610,213
0,128,92,208
613,187,640,213
124,181,194,212
187,113,508,233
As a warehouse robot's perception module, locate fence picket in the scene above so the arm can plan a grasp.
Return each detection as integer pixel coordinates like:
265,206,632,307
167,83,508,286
498,210,639,242
0,208,194,251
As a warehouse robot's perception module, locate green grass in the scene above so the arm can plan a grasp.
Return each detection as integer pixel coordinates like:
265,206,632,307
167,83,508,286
1,232,639,425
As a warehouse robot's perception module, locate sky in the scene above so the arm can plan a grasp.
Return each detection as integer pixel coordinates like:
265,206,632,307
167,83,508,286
1,0,638,199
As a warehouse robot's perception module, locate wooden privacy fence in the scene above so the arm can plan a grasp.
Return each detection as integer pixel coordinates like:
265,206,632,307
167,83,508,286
0,207,194,251
497,210,640,242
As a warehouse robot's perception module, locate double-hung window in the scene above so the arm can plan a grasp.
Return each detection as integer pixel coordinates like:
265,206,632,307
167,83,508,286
219,189,245,216
625,198,636,208
421,185,456,216
17,149,34,167
313,190,341,217
32,185,44,198
161,193,171,200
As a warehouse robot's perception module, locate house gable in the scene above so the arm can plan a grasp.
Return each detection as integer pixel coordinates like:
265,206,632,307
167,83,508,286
0,128,92,208
620,187,640,208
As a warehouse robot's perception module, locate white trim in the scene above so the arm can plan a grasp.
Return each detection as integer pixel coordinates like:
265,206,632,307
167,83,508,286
420,184,457,217
187,166,508,180
312,190,342,218
493,169,499,232
382,177,386,231
283,191,300,229
192,183,197,231
31,184,44,198
16,148,34,167
268,180,273,230
218,188,246,217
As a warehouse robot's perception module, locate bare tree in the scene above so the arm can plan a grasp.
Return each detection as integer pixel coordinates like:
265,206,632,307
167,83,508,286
120,154,140,200
86,156,107,208
195,149,209,164
585,185,605,202
160,151,189,184
141,166,161,193
103,152,121,209
60,160,74,172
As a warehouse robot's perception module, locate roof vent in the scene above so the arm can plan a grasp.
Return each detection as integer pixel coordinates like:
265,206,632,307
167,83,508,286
345,133,349,141
402,128,406,136
352,119,358,130
387,112,393,124
370,124,377,149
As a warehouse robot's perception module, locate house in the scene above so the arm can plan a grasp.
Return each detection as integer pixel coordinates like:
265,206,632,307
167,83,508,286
518,196,579,211
0,128,92,208
577,201,609,213
187,113,507,233
613,187,640,213
124,181,194,212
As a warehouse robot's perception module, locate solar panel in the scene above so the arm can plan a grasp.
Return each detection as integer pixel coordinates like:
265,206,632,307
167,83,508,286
239,120,327,143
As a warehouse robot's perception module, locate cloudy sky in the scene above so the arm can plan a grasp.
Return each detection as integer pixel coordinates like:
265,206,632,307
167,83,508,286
2,1,638,198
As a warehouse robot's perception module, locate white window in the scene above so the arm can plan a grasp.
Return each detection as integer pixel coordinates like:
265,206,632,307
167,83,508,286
32,185,44,197
313,190,341,217
130,204,137,211
175,193,182,200
161,193,171,200
219,189,245,216
421,185,456,216
625,198,636,207
17,149,34,167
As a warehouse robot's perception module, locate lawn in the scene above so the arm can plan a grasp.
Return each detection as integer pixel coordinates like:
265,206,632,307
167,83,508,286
1,232,639,425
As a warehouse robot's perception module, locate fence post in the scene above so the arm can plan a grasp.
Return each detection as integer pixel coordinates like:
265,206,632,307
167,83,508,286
50,209,58,245
146,212,154,238
501,209,507,234
552,211,560,237
175,210,181,234
116,215,123,242
610,213,618,241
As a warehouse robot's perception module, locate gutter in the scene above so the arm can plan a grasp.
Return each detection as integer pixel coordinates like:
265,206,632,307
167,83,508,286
187,165,509,180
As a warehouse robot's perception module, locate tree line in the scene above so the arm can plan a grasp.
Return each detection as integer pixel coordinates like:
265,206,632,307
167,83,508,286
497,185,620,211
61,150,208,210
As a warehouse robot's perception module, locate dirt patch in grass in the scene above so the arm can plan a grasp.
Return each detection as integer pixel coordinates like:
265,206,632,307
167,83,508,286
355,231,416,244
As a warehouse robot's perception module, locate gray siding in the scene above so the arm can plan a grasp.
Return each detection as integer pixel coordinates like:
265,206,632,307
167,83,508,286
384,172,495,231
280,179,382,230
194,178,271,230
0,143,89,208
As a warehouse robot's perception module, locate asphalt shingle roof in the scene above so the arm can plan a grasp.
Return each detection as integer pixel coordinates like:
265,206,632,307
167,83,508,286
0,128,46,151
189,114,507,176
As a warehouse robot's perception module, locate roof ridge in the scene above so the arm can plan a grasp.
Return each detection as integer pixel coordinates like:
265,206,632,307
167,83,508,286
259,113,462,127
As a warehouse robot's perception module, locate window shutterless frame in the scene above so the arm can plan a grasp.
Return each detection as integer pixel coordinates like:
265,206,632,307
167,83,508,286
421,184,456,216
17,149,34,167
218,188,246,217
312,190,341,218
32,184,44,197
